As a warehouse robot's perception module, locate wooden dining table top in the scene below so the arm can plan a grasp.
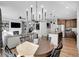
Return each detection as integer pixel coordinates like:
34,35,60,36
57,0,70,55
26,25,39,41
11,36,54,57
34,37,54,57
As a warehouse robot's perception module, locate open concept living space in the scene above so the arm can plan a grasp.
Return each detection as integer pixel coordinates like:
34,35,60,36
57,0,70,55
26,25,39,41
0,1,79,57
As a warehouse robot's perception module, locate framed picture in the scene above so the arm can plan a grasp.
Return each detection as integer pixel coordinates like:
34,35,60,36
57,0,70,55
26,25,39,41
36,23,40,30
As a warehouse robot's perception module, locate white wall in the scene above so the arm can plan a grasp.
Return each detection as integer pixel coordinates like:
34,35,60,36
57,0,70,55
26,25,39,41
77,7,79,51
0,4,20,19
3,18,22,35
0,2,25,35
40,21,47,36
35,21,47,37
0,1,36,21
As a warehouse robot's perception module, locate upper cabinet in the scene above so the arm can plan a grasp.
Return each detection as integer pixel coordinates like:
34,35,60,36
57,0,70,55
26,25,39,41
70,19,77,28
57,19,77,28
65,20,71,28
57,19,65,25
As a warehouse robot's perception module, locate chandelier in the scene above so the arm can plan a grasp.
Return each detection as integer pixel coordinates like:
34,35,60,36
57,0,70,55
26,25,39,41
26,1,47,22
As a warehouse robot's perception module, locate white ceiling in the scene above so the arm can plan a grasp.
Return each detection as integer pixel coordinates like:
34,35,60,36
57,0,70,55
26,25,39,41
0,1,79,20
37,1,79,19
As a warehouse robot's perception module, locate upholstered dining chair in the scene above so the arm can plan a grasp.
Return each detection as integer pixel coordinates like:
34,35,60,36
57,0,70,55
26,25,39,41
49,42,63,57
4,45,16,57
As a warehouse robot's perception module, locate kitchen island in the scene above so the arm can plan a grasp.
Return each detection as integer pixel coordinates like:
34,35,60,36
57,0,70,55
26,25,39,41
48,31,62,47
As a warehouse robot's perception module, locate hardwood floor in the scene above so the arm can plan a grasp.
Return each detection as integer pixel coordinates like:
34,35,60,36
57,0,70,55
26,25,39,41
0,37,78,57
7,37,79,57
60,38,79,57
11,37,79,57
0,48,2,57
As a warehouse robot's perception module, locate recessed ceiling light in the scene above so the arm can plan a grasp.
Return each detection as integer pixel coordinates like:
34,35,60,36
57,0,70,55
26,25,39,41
52,9,55,12
39,12,41,14
41,5,44,8
33,12,35,14
26,8,28,11
66,6,69,8
30,5,33,7
44,9,47,12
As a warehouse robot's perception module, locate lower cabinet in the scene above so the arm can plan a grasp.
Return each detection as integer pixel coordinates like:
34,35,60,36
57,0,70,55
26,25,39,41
48,33,58,47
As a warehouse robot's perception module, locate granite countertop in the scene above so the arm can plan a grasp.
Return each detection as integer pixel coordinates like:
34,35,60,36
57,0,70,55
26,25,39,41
48,31,61,34
47,28,62,34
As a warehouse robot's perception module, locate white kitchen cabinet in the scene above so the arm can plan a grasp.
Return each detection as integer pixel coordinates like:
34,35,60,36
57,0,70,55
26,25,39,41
48,33,58,47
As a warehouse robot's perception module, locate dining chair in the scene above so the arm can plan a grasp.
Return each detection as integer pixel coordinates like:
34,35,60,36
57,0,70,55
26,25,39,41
4,45,16,57
49,42,63,57
58,32,62,44
7,36,21,49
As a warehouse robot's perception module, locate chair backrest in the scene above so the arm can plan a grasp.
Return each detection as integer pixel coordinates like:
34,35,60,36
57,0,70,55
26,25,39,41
56,42,63,50
50,42,63,57
4,45,16,57
58,32,62,44
7,36,21,49
50,49,60,57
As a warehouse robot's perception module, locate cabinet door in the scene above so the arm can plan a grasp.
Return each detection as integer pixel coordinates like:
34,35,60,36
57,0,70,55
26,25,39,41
57,19,65,25
57,20,61,25
71,19,77,28
71,20,73,27
73,20,77,28
66,20,71,28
